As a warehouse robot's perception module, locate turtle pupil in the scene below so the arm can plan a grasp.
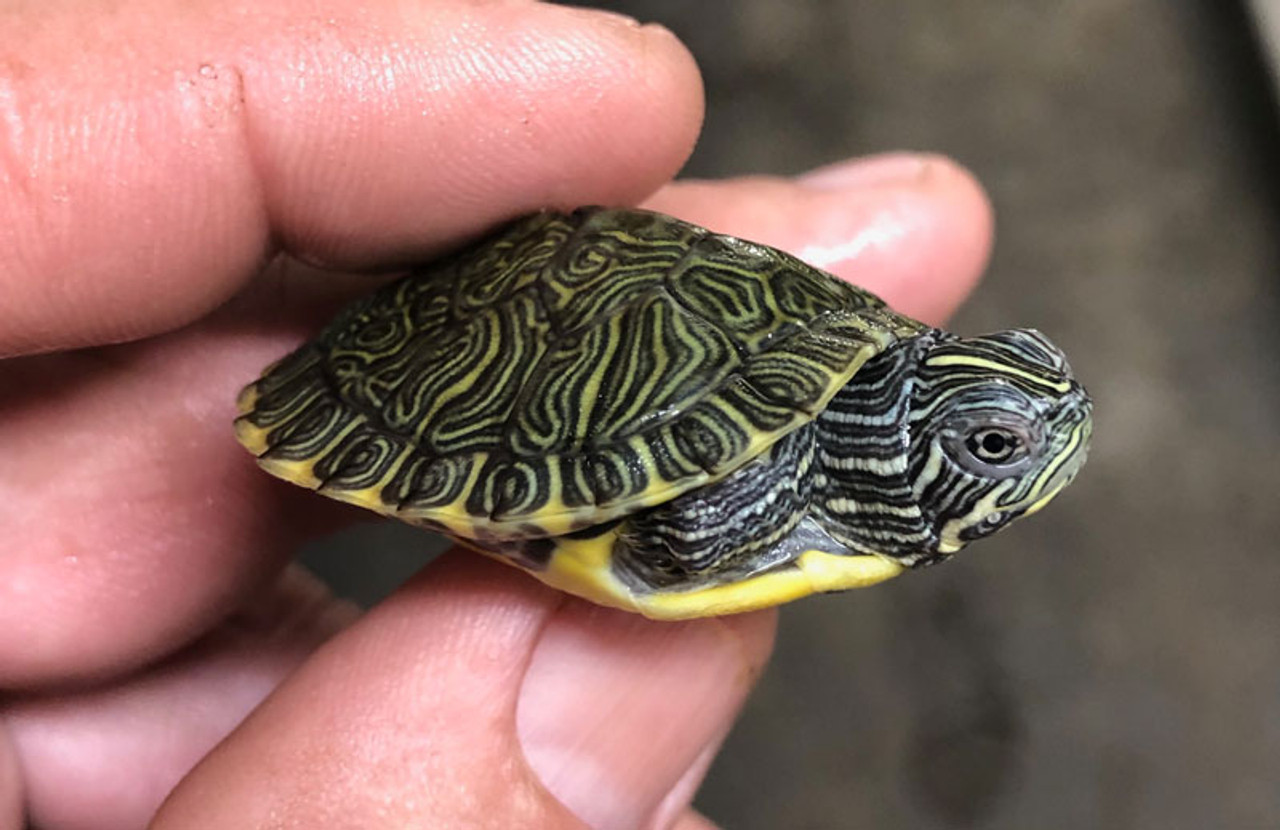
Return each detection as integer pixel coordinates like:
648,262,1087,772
966,429,1019,463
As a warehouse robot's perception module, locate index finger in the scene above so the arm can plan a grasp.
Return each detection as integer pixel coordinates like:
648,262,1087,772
0,0,702,355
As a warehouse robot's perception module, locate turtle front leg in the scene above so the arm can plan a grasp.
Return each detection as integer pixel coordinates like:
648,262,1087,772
613,424,819,588
608,424,902,619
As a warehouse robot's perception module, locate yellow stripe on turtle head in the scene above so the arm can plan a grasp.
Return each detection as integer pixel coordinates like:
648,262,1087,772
924,354,1072,393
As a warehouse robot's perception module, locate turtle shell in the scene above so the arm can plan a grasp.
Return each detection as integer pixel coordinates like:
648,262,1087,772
234,208,924,540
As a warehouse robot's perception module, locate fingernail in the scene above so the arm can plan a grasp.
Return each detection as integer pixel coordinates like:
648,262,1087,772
644,730,731,830
517,605,772,830
798,152,933,191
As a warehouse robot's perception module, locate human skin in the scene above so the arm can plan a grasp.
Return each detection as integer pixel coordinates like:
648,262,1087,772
0,1,993,828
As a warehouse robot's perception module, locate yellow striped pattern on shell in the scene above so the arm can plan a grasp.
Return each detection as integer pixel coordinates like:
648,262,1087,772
234,208,926,540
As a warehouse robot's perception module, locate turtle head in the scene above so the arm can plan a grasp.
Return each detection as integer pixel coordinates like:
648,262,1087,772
906,328,1092,557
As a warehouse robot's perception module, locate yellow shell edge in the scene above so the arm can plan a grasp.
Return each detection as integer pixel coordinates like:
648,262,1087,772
502,531,906,620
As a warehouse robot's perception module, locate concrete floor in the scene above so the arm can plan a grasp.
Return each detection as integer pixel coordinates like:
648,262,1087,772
304,2,1280,827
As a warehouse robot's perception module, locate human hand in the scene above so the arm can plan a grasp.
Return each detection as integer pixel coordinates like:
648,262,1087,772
0,1,992,827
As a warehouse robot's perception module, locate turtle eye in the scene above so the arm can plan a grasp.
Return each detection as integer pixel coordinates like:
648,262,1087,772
965,428,1022,465
936,405,1043,479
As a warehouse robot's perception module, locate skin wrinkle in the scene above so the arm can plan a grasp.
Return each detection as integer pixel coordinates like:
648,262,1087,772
240,18,389,249
177,59,276,272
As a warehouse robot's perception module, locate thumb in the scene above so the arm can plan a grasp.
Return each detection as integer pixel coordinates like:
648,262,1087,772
151,552,774,829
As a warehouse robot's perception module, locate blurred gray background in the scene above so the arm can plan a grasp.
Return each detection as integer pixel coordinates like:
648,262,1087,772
304,2,1280,827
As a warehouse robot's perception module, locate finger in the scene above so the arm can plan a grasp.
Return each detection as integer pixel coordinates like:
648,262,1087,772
0,0,702,355
1,566,357,830
647,152,993,325
0,156,990,687
151,554,774,830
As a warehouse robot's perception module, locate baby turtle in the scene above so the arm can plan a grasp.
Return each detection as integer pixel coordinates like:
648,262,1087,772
236,208,1092,619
